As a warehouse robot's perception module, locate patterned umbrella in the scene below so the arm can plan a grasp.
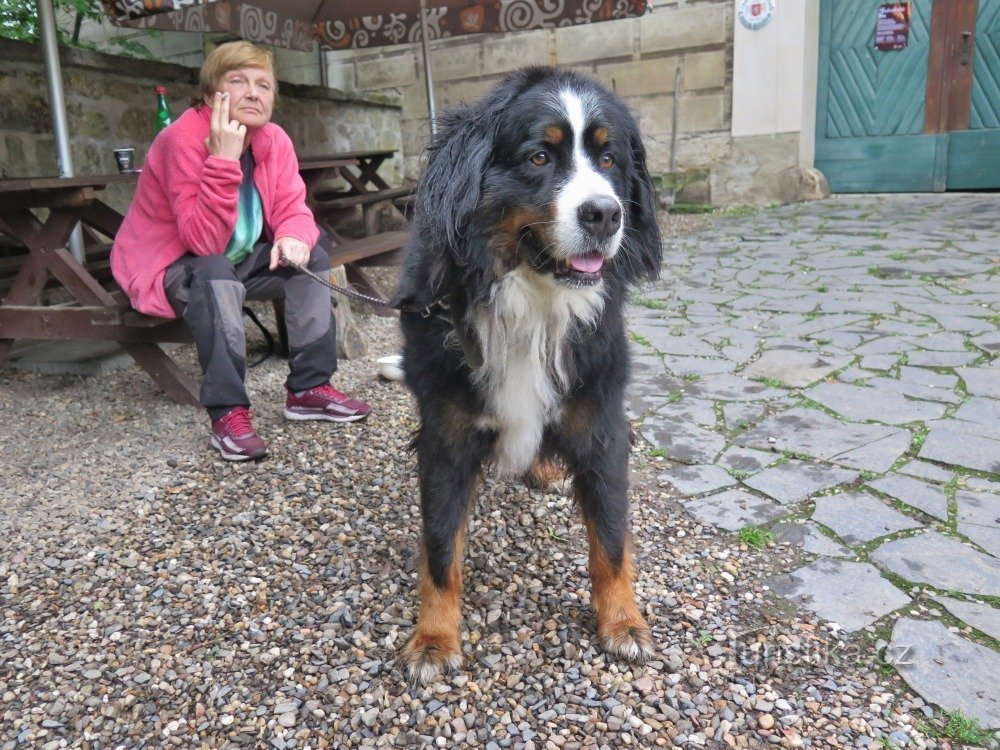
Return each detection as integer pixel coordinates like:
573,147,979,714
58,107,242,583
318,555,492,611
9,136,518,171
102,0,652,52
102,0,651,129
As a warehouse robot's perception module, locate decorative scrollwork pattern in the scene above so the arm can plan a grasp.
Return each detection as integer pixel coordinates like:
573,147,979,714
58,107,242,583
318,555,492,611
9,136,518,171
103,0,652,52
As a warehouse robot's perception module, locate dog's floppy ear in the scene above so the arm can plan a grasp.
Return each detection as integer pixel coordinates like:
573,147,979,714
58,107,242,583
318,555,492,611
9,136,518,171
619,127,663,284
394,85,519,310
416,101,496,254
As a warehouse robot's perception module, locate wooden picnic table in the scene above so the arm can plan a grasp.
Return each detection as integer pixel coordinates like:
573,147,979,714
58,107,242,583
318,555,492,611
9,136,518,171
301,149,397,194
0,173,199,405
0,152,411,397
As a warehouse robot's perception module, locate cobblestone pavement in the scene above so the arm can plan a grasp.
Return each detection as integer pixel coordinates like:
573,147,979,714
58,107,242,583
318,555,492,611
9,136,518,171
631,194,1000,730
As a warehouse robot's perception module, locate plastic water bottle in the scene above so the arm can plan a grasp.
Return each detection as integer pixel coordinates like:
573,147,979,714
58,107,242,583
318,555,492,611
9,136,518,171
155,86,173,134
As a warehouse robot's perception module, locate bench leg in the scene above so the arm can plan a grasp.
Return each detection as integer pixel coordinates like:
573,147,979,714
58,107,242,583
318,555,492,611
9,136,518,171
121,342,200,406
0,339,14,368
362,205,379,236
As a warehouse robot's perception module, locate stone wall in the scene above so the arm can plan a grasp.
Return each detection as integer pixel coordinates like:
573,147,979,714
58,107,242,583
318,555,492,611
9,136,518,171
0,37,403,214
323,0,743,204
37,0,823,207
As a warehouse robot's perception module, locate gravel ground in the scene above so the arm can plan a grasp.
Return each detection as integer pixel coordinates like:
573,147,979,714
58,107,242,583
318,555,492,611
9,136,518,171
0,212,965,749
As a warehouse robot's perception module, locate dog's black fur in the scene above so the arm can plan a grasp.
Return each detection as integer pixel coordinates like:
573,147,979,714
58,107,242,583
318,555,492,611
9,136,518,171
392,66,662,682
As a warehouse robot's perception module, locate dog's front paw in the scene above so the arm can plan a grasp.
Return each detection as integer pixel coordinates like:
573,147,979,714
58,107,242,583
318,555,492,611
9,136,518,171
599,616,655,663
402,633,463,684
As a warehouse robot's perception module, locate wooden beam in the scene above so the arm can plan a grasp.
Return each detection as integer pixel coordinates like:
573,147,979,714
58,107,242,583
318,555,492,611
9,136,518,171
0,306,190,342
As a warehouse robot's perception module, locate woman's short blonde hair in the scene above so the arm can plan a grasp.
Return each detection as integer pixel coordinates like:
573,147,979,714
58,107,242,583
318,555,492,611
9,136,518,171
195,40,277,105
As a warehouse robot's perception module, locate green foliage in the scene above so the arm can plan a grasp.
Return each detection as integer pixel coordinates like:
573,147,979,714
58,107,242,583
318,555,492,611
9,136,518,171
720,205,757,218
2,0,98,42
751,376,785,389
939,711,996,745
0,0,154,57
633,296,668,311
737,526,773,548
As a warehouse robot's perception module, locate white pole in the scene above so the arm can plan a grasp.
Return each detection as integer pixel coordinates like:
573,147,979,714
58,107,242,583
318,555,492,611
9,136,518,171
417,0,437,135
36,0,85,263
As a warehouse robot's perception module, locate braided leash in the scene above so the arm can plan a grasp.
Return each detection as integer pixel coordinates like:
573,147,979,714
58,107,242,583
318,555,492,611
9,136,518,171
285,260,395,309
284,260,447,319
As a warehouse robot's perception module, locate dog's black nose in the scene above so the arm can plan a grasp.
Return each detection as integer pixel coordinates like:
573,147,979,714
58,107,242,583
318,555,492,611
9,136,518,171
577,197,622,239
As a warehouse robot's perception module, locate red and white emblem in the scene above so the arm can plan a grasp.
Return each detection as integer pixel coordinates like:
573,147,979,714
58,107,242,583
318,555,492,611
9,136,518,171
739,0,775,30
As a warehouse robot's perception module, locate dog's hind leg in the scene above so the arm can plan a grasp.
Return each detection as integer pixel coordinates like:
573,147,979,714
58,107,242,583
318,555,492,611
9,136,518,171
522,456,566,490
403,428,485,684
570,424,654,663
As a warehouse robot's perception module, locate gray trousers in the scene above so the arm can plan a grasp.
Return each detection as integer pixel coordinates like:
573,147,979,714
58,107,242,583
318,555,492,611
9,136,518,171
164,237,337,419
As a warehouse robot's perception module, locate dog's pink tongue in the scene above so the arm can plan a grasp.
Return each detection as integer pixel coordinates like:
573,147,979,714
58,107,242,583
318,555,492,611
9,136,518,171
569,254,604,274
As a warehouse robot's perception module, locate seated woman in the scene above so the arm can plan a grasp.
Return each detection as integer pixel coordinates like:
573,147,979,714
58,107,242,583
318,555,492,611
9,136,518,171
112,41,369,461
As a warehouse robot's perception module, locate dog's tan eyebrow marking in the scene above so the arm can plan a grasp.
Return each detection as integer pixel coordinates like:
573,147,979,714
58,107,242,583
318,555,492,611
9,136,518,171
544,125,565,145
593,126,610,147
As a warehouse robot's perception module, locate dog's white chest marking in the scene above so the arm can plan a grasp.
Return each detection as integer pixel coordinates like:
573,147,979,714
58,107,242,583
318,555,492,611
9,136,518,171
472,268,604,475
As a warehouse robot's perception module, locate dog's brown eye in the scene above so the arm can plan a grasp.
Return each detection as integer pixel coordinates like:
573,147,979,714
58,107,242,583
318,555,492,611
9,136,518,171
599,153,615,169
529,151,550,166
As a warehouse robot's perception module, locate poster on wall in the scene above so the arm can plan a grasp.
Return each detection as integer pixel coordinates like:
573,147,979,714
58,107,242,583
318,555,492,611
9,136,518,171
875,2,911,50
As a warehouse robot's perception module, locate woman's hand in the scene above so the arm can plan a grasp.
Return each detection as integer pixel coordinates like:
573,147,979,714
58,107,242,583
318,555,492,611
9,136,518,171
270,236,311,271
204,92,246,161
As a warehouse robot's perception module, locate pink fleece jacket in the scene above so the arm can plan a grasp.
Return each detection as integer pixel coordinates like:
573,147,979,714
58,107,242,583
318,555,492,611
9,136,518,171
111,104,319,318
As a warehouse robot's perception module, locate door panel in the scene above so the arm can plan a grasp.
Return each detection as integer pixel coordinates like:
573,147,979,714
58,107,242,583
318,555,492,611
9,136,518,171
970,1,1000,129
825,0,932,137
816,0,938,191
947,131,1000,188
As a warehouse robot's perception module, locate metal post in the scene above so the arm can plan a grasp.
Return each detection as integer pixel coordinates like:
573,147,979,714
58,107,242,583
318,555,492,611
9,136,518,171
37,0,85,263
669,65,681,174
418,0,437,135
663,65,682,208
318,46,328,88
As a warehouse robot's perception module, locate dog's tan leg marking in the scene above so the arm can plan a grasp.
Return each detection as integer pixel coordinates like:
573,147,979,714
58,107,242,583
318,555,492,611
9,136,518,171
584,520,654,662
403,527,465,684
523,457,566,490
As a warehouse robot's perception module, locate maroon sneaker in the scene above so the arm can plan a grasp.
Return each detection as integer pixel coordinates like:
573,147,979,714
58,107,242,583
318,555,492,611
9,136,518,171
284,383,371,423
210,407,268,461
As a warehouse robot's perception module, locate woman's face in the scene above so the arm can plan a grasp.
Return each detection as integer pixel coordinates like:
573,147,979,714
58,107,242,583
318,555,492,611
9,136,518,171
212,66,275,129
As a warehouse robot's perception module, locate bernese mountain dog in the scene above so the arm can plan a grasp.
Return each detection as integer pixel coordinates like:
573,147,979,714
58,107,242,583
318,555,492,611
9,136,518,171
392,66,663,683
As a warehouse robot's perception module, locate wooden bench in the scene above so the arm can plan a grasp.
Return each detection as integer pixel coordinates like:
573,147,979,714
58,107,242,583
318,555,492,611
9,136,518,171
313,185,415,236
314,185,414,210
329,230,409,267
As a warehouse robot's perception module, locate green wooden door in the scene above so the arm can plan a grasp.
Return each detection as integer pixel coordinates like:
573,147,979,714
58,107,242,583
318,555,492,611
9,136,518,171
815,0,1000,192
